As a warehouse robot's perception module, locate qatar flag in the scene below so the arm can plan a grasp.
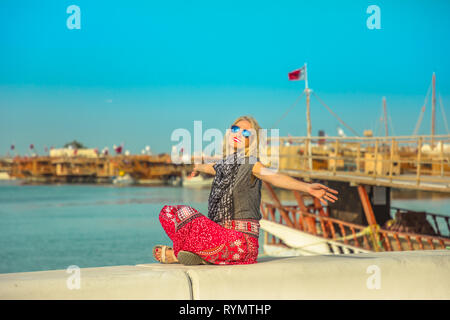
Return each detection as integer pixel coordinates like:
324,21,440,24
288,66,306,81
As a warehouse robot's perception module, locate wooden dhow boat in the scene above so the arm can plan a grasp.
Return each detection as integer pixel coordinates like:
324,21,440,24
260,70,450,256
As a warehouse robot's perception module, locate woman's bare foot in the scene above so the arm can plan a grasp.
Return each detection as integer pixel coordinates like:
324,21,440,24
154,247,179,263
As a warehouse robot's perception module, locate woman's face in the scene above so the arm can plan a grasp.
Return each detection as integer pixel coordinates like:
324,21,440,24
228,119,252,151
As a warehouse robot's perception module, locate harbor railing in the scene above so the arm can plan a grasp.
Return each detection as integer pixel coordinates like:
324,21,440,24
260,182,450,254
265,134,450,192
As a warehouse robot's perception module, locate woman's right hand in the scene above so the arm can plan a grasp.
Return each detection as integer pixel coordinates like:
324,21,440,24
189,163,216,177
189,164,201,177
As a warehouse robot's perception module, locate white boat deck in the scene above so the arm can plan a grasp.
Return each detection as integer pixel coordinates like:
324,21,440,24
282,170,450,193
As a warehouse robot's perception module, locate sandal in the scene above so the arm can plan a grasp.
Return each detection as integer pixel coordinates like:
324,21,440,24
152,245,178,264
177,250,213,265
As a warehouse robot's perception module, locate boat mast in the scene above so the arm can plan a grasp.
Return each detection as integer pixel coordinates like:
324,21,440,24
383,96,388,137
431,72,436,148
305,63,312,170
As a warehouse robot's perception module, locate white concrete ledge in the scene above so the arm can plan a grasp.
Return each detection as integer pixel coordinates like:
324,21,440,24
0,265,192,300
1,250,449,300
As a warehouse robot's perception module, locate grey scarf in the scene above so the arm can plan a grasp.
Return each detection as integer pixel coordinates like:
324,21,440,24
207,151,245,224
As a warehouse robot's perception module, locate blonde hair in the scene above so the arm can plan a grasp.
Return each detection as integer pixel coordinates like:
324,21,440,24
221,115,262,159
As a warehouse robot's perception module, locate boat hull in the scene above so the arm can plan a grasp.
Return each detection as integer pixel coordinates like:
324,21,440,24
260,219,371,256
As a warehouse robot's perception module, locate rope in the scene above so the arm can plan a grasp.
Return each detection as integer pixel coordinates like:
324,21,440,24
376,103,396,137
439,93,450,135
388,115,396,137
374,114,383,137
311,91,360,137
413,81,432,135
327,224,381,250
264,220,381,251
270,91,305,129
375,104,384,137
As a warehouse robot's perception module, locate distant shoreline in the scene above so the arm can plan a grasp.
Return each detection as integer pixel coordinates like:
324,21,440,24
2,178,450,199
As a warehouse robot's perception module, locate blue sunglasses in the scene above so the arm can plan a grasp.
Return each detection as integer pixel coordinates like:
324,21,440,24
230,125,252,138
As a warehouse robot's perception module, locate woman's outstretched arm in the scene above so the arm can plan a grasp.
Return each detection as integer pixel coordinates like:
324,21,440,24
252,161,338,205
190,163,216,177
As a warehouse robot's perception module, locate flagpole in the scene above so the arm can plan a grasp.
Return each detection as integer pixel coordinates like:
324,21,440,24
305,62,309,91
304,63,312,171
431,72,436,149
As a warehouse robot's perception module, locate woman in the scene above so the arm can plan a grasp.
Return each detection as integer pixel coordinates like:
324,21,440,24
153,115,338,265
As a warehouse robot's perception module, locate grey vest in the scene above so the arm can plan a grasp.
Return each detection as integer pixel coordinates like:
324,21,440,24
231,156,262,220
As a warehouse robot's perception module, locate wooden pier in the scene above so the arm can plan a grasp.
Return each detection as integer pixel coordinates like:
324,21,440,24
0,153,190,184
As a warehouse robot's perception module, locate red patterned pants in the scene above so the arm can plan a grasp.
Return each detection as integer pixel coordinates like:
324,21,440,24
159,204,259,265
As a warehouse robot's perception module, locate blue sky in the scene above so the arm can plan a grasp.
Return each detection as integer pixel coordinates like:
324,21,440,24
1,0,450,155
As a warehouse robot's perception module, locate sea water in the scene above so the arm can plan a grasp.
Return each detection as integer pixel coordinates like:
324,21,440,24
0,180,449,274
0,180,265,274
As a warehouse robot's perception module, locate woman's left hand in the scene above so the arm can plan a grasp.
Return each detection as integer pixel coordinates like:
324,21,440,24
307,183,339,205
